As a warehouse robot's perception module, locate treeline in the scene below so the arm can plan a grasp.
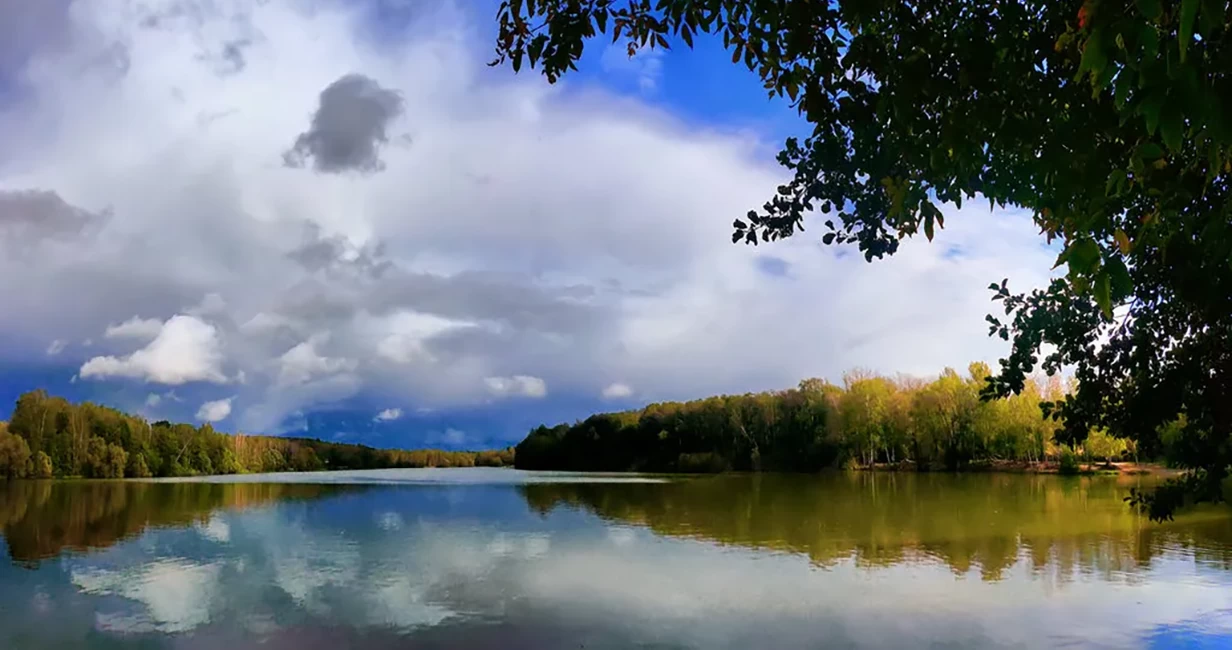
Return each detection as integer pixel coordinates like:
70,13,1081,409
0,390,515,479
516,363,1133,472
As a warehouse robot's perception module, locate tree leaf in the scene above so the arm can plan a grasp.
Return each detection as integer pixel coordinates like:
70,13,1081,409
1114,229,1132,254
1160,103,1183,152
1094,269,1113,317
1106,169,1128,196
1067,239,1101,275
923,213,935,241
1106,254,1133,300
1179,0,1198,62
1078,29,1108,79
1135,0,1162,19
1141,94,1164,135
1137,142,1164,160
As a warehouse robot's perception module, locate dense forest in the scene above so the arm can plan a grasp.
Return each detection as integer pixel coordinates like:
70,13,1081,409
0,390,514,479
516,363,1148,473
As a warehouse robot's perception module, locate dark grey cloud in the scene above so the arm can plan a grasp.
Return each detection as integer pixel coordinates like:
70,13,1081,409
283,74,404,174
0,189,108,243
219,39,249,73
286,222,393,277
367,270,604,334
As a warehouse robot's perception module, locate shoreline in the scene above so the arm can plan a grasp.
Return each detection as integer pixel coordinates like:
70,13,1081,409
857,460,1186,478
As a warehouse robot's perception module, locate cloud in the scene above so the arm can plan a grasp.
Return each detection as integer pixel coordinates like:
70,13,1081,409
196,397,233,422
80,315,227,385
375,407,402,422
104,316,164,340
145,393,161,407
0,0,1056,436
600,43,664,93
282,73,404,174
601,382,633,399
0,189,107,246
71,559,221,634
276,335,357,386
45,339,66,356
484,375,548,399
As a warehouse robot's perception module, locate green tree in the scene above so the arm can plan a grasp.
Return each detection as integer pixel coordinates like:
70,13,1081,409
32,451,53,479
0,426,32,479
490,0,1232,518
127,453,152,479
839,373,893,466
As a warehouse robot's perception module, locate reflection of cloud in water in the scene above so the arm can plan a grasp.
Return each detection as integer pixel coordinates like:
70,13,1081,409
196,514,231,543
366,578,453,630
504,534,1232,650
377,512,403,531
45,484,1232,649
72,558,220,633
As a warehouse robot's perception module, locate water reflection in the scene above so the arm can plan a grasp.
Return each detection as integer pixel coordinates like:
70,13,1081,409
0,480,361,564
0,470,1228,649
520,472,1232,582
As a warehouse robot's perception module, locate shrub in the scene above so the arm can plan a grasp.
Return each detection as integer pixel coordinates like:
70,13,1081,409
1058,447,1080,475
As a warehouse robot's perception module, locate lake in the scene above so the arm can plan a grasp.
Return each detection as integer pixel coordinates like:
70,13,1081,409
1,469,1230,649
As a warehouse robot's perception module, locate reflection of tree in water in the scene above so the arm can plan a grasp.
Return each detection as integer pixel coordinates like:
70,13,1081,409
0,481,357,565
520,473,1232,583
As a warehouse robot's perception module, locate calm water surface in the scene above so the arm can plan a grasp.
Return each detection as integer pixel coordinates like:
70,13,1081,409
1,469,1230,649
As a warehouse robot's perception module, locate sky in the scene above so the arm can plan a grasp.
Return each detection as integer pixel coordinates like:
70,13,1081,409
0,0,1057,450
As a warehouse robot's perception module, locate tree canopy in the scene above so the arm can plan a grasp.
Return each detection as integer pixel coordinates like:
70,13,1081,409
1,391,515,479
490,0,1232,518
515,364,1112,473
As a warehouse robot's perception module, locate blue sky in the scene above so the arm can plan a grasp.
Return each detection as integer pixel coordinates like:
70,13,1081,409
0,0,1055,450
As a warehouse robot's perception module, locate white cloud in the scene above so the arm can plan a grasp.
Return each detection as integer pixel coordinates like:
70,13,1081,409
80,315,227,385
441,428,467,445
45,339,66,355
276,335,357,386
104,316,163,341
145,393,161,407
601,43,665,93
196,397,233,422
484,375,548,399
374,407,402,422
0,0,1056,432
602,382,633,399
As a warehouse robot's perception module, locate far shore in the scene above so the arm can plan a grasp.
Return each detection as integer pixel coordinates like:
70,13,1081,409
859,460,1187,478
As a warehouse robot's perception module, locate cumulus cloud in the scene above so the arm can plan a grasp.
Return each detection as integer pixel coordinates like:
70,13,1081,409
601,382,633,399
276,336,357,386
80,315,227,385
45,339,66,356
375,407,402,422
0,0,1056,435
600,43,664,93
485,375,548,399
283,73,404,174
196,397,233,422
104,316,164,340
